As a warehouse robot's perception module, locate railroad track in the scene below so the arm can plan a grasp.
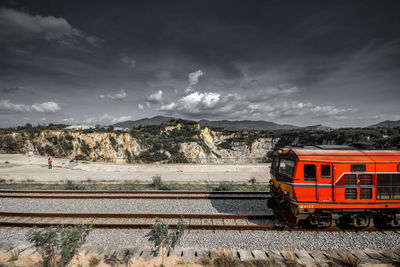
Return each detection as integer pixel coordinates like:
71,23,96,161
0,190,270,199
0,212,277,231
0,212,394,232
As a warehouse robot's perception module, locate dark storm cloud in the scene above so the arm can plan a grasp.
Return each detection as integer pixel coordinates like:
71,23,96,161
0,0,399,127
2,87,20,94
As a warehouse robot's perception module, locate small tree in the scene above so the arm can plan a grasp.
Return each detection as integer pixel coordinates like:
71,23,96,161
27,224,91,267
145,218,187,267
151,175,170,190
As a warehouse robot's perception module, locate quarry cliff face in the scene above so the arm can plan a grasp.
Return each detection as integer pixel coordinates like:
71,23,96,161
0,123,275,163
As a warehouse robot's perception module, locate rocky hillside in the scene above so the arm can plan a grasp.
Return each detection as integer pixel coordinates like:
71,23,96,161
0,121,399,164
0,121,276,164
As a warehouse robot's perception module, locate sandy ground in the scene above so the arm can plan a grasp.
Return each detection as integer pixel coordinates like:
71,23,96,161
0,251,202,267
0,154,270,183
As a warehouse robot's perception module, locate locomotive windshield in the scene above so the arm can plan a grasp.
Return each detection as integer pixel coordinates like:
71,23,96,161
278,158,295,177
271,157,296,180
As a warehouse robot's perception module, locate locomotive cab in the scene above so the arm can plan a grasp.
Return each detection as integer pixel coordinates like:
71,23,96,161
268,146,400,228
270,151,296,199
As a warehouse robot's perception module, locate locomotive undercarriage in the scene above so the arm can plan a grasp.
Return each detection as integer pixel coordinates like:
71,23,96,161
268,189,400,228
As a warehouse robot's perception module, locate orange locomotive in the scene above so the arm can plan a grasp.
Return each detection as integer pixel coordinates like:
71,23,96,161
268,145,400,228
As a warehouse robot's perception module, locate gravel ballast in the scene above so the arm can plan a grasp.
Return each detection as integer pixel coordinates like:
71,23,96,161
0,198,272,215
1,228,399,251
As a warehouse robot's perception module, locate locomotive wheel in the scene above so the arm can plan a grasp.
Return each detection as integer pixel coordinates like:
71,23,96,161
307,213,332,228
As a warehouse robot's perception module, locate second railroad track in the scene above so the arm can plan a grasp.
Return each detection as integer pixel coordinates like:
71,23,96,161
0,190,270,199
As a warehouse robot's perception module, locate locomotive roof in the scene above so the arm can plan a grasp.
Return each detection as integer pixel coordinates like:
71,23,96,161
280,146,400,163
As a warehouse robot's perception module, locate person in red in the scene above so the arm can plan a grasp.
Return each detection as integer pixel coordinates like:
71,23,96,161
48,157,52,169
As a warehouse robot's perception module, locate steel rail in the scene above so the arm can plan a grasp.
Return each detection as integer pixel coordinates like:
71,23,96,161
0,195,269,199
0,190,268,194
0,212,272,219
0,190,270,199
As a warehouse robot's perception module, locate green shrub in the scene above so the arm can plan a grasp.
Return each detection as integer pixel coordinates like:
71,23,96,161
80,141,91,156
146,218,187,267
109,135,118,150
61,140,73,153
65,134,74,141
214,181,235,191
64,180,84,190
1,136,17,153
45,136,58,145
151,175,170,190
26,224,91,267
125,149,134,163
217,141,232,150
44,144,55,156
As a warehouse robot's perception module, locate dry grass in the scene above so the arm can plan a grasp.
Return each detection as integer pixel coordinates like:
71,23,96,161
281,249,302,267
201,248,241,267
391,250,400,266
334,252,361,267
88,255,101,267
201,248,278,267
7,248,20,264
243,258,278,267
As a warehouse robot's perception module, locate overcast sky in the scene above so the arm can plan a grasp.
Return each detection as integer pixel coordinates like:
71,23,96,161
0,0,399,128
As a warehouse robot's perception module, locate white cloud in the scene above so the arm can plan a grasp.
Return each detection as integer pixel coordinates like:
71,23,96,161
112,115,132,124
0,8,102,47
138,104,144,110
99,89,127,100
186,69,204,93
146,90,163,104
160,87,352,120
83,114,132,125
62,117,75,123
0,99,30,112
31,101,61,113
120,55,136,68
0,99,61,114
161,91,220,113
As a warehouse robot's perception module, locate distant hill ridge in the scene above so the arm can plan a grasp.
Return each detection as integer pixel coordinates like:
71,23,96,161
368,120,400,128
113,116,298,130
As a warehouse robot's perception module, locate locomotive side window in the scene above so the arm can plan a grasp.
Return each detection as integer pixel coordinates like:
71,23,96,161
304,164,316,181
278,159,295,177
377,174,400,200
393,174,400,199
271,157,279,171
359,174,372,185
345,174,357,185
345,188,357,200
360,188,372,199
377,174,391,200
351,164,366,172
321,165,331,178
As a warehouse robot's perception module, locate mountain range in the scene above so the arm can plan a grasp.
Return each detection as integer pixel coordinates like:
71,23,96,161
113,116,400,130
368,120,400,128
113,116,298,130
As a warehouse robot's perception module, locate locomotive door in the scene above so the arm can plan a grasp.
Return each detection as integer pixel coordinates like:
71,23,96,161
316,163,333,202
